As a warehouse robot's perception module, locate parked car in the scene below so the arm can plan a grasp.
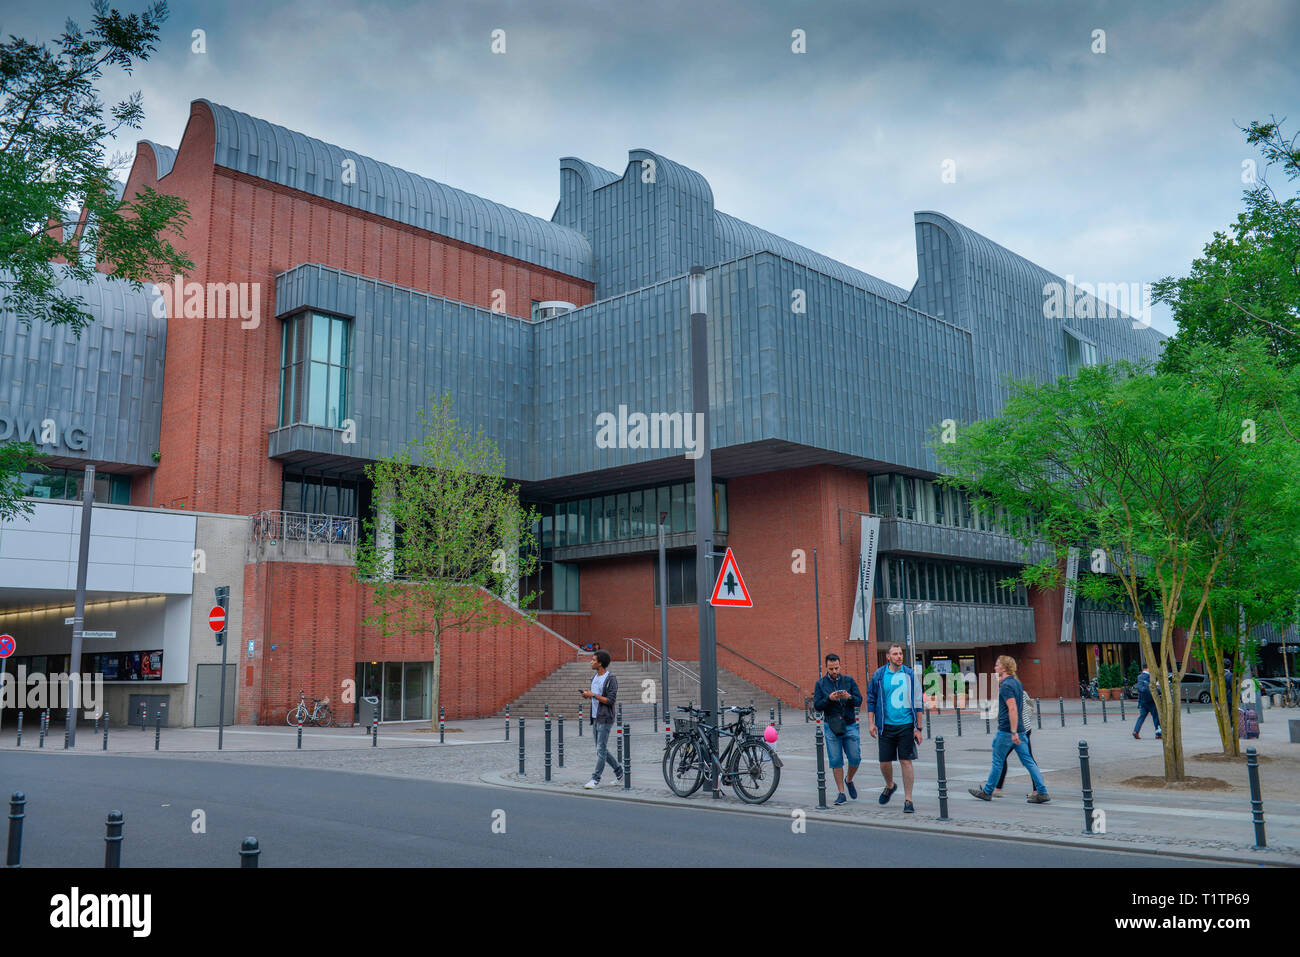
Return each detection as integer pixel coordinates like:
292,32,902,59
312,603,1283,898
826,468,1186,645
1256,677,1294,698
1177,672,1211,704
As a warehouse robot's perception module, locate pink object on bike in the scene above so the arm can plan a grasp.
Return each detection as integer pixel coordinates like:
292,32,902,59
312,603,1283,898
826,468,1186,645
764,724,778,743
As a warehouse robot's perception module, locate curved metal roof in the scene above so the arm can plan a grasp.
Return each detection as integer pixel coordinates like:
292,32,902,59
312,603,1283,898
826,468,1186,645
560,156,620,190
627,149,715,205
715,210,908,302
195,100,592,280
139,140,177,180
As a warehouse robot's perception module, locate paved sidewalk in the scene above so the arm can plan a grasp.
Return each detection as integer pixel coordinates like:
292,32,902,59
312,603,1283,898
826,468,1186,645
5,706,1296,864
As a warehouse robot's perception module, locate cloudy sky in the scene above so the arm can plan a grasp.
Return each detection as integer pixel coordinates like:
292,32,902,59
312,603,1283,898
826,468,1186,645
8,0,1300,334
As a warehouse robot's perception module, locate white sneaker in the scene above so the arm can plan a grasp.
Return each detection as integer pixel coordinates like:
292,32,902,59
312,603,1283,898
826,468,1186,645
583,779,599,789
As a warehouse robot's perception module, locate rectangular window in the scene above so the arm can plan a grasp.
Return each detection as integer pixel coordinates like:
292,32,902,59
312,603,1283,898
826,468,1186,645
654,552,697,606
670,484,685,533
279,312,350,427
629,490,644,539
617,492,630,540
714,482,727,533
684,482,695,532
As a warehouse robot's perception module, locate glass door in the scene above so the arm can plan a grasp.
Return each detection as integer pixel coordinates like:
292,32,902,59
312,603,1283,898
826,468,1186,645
383,662,403,722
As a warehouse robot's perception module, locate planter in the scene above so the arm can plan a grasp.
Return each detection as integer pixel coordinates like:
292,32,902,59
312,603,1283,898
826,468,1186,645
1105,688,1121,700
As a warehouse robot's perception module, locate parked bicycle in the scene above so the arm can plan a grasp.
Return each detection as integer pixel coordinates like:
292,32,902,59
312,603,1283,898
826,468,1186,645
662,705,782,804
286,691,335,727
1079,678,1099,700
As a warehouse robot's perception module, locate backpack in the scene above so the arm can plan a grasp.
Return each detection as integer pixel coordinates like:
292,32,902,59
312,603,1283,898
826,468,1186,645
1020,690,1035,727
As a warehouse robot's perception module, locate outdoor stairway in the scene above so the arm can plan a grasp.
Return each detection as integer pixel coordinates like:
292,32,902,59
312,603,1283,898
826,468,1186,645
498,659,791,722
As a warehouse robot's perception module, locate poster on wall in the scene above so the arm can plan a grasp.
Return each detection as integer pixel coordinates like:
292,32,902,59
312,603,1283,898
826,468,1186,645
101,655,120,680
141,651,163,680
848,515,881,641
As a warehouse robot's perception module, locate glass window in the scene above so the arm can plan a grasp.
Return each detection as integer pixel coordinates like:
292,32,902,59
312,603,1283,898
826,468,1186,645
566,500,579,547
670,484,685,533
629,491,644,539
656,486,670,531
714,482,727,533
617,493,629,539
684,482,695,532
576,499,590,545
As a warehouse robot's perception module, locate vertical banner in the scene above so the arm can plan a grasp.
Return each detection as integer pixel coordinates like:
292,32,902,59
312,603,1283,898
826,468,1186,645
1060,546,1080,643
848,515,880,641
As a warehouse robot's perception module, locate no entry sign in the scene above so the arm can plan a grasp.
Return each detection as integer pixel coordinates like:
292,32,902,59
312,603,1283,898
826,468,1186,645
208,606,227,632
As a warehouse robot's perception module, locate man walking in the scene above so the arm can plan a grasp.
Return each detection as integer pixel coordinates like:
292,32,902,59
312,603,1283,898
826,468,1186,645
812,653,863,805
866,643,924,813
970,655,1049,804
582,650,622,788
1132,664,1161,740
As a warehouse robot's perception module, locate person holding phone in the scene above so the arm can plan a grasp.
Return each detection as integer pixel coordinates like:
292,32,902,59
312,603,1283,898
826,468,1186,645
812,653,863,805
581,650,621,789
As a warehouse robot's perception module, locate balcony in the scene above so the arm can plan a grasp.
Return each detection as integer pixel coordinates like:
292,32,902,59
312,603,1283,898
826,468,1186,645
873,601,1037,648
879,517,1051,565
248,510,358,565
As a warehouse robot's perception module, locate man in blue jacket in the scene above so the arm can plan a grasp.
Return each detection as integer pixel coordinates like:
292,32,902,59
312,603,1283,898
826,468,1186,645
1132,664,1161,740
812,653,863,805
866,643,924,813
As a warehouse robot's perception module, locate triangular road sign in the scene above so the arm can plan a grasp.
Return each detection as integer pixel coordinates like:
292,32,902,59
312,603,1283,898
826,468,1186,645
709,547,753,607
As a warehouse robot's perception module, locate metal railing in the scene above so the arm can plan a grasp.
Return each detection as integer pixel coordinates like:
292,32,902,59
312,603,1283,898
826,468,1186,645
622,636,703,688
251,510,358,548
715,640,804,696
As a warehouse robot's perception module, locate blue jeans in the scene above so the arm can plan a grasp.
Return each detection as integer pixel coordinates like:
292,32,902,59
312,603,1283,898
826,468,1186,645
823,721,861,770
1134,700,1160,734
983,730,1047,795
592,720,621,781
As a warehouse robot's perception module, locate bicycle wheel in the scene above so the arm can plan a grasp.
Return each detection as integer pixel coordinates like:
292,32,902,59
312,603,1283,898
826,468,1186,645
728,740,781,804
316,707,334,728
662,736,705,797
286,706,305,727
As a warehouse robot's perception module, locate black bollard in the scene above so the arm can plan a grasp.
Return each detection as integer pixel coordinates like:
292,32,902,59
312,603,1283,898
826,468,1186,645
653,702,658,732
140,704,146,732
1246,747,1267,849
936,736,949,821
15,710,21,747
814,719,828,809
297,716,303,750
805,696,810,723
558,715,565,768
240,836,260,868
617,703,622,727
925,707,931,740
6,792,25,868
1059,696,1065,728
544,713,552,782
1101,696,1108,724
104,810,124,868
102,712,108,751
1079,741,1095,834
371,716,377,747
1119,695,1126,721
957,705,962,737
623,721,631,790
985,708,990,734
518,717,525,774
39,710,46,748
506,704,510,741
154,712,161,751
770,707,776,729
616,723,623,767
440,705,445,725
64,723,69,750
1036,699,1042,731
439,717,445,744
1081,696,1088,725
777,700,783,726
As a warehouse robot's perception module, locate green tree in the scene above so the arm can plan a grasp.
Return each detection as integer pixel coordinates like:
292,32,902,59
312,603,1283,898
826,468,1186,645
934,351,1300,781
353,396,539,727
1154,117,1300,372
0,441,43,523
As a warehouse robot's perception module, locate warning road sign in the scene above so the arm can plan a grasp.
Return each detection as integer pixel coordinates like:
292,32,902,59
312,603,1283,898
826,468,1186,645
709,548,753,607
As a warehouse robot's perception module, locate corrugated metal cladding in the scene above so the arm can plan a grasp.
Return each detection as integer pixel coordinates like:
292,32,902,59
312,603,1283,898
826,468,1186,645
139,141,177,179
910,212,1165,420
554,150,910,303
197,100,593,281
0,267,165,468
876,602,1037,646
278,249,975,480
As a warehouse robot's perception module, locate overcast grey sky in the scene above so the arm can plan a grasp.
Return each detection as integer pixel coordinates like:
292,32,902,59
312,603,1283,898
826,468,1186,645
6,0,1299,334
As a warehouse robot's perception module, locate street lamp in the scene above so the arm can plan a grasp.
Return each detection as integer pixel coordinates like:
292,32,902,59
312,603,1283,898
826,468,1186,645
886,600,933,675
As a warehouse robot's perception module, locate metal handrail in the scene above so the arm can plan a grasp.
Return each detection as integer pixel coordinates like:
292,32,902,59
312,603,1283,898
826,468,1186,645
251,510,358,547
716,640,804,694
623,636,702,686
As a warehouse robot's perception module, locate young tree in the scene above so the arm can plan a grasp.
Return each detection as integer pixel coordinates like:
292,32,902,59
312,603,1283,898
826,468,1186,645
934,353,1300,781
0,441,42,523
353,396,538,727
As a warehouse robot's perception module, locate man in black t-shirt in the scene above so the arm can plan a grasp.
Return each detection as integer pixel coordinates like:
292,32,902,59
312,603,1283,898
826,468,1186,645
970,656,1049,803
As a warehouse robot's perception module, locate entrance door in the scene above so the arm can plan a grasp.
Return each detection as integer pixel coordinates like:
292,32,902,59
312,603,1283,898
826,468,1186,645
195,664,237,726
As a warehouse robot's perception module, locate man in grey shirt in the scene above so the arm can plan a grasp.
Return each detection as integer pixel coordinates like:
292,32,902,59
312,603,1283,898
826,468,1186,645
582,650,622,788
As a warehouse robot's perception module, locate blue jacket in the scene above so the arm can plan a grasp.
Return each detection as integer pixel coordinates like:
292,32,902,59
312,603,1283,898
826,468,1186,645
1136,671,1155,706
866,665,923,730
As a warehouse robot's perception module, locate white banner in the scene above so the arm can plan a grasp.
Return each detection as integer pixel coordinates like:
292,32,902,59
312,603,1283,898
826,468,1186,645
849,515,880,641
1060,546,1080,643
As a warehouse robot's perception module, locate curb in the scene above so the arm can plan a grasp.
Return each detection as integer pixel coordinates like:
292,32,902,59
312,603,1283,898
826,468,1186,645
478,770,1298,866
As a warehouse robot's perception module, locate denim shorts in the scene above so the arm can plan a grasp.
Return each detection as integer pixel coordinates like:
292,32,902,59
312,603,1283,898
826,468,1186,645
823,721,861,769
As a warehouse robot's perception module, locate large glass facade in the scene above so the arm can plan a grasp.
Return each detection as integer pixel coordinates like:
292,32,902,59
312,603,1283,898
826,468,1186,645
282,472,360,517
536,480,727,548
875,556,1027,607
356,661,432,722
18,468,131,505
279,311,351,427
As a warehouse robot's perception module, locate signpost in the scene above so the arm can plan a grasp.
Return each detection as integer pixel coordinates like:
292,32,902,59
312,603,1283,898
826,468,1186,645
79,631,116,640
213,586,230,750
709,548,753,608
67,464,95,748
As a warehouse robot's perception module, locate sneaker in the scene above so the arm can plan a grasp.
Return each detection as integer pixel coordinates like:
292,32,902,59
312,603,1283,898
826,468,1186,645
1155,732,1162,739
583,779,599,789
879,783,897,805
834,793,847,805
846,780,858,800
614,766,623,781
1132,731,1140,740
968,787,992,801
903,801,915,814
1027,792,1051,804
992,789,1003,798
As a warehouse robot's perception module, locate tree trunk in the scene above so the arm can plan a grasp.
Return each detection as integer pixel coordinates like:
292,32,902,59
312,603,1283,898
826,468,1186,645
1158,690,1185,781
430,622,442,731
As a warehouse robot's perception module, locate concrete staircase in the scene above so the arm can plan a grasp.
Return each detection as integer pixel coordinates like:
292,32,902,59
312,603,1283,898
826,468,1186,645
499,659,789,721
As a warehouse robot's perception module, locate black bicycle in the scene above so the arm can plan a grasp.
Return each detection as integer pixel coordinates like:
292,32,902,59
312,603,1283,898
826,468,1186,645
661,705,782,804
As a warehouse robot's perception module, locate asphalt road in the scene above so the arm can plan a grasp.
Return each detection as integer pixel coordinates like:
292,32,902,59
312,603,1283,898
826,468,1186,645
1,753,1204,867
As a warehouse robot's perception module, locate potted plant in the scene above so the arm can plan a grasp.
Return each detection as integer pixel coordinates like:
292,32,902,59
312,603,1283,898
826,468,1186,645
1099,662,1122,699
